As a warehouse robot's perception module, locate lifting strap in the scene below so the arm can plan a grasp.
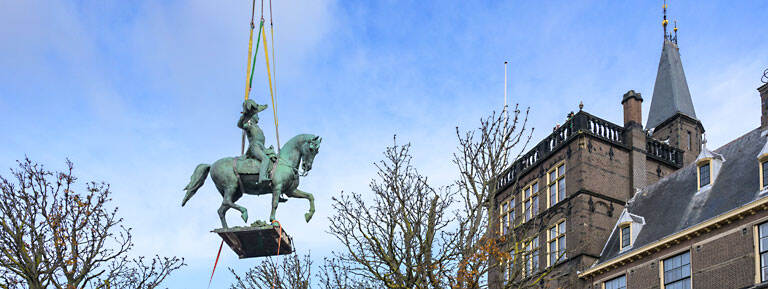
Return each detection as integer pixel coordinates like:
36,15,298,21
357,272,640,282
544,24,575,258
269,0,278,121
248,19,265,95
210,0,257,287
207,240,224,288
210,0,283,286
261,23,281,151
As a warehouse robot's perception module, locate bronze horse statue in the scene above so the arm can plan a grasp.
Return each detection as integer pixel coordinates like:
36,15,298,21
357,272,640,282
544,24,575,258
181,134,321,228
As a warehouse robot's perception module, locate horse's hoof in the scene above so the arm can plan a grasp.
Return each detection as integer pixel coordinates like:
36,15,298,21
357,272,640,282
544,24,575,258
279,197,288,203
304,212,313,223
241,212,248,223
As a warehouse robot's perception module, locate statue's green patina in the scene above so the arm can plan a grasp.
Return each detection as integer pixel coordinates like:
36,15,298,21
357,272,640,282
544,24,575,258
181,100,321,229
237,101,276,184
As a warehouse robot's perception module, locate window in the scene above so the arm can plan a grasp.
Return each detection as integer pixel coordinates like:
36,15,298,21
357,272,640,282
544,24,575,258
698,162,711,188
502,258,510,281
761,160,768,190
603,275,626,289
499,198,514,235
503,246,517,281
524,236,539,277
522,182,538,222
662,251,691,289
548,163,566,207
619,223,631,250
758,222,768,282
547,220,566,266
686,131,691,150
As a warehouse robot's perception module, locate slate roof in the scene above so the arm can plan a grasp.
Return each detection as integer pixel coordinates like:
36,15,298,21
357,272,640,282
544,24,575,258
646,39,698,130
597,127,766,264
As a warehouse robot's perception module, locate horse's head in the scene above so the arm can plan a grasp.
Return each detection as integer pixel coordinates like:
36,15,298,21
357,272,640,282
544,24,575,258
300,135,322,175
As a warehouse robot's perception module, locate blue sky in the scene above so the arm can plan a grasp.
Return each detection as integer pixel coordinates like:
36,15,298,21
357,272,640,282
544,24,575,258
1,0,766,288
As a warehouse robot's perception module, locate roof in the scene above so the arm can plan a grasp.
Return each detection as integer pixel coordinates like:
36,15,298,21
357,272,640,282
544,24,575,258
695,141,724,162
646,39,698,130
597,127,765,264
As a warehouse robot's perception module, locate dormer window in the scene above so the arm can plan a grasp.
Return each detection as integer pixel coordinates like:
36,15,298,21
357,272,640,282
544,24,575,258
614,210,645,252
758,138,768,190
761,159,768,190
619,223,631,250
695,137,723,191
698,161,711,188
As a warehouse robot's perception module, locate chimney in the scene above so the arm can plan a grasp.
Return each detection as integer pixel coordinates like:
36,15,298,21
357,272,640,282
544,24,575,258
622,90,644,128
622,90,647,197
759,82,768,131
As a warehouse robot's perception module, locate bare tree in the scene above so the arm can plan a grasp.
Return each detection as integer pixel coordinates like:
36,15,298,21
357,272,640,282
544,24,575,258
229,254,312,289
317,257,371,289
229,253,375,289
0,158,184,289
328,107,559,288
452,106,559,289
328,139,454,288
0,266,24,289
99,256,186,289
230,107,555,288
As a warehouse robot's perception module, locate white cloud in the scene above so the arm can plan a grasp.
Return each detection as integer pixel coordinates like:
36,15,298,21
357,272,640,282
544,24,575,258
2,1,766,287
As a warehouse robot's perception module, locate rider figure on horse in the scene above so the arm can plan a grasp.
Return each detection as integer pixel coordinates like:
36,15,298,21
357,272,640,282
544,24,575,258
238,99,277,184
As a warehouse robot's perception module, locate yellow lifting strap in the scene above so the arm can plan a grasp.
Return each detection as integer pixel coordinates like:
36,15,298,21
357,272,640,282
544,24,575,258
244,27,254,101
261,22,280,150
240,1,258,156
243,2,257,101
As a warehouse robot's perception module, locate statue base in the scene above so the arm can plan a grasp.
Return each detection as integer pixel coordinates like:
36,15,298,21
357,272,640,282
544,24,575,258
213,224,293,258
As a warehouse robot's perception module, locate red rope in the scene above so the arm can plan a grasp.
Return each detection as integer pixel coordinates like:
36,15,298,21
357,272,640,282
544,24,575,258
208,240,225,289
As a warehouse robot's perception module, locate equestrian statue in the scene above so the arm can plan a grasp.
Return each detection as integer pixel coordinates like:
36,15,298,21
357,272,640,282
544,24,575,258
181,99,321,229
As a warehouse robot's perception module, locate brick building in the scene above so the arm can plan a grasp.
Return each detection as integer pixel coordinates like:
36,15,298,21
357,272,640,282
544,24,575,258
489,12,768,289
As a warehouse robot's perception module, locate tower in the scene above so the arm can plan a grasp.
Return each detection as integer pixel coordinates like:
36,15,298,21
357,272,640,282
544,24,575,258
646,3,704,165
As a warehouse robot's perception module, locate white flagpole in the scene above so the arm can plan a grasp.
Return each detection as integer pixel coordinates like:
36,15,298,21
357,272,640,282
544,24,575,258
504,61,508,120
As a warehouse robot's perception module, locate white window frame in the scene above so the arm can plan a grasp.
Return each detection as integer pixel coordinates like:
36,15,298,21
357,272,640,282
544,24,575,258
547,219,566,267
760,158,768,190
547,162,566,208
522,181,538,222
697,159,712,189
602,274,627,289
524,235,540,277
756,221,768,283
499,198,514,235
659,251,691,289
619,222,631,251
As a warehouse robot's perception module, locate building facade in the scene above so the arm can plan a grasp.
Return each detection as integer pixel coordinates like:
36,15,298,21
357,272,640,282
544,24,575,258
489,13,768,289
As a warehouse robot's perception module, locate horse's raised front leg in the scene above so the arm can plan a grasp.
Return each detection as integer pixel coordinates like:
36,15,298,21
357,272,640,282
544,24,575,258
286,188,315,222
270,183,282,222
221,186,249,226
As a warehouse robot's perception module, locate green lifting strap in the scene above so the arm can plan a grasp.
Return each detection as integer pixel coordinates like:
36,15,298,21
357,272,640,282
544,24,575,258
248,19,265,93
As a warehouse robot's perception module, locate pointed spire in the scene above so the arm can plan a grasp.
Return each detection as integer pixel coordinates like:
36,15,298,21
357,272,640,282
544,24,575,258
673,20,678,44
646,2,698,130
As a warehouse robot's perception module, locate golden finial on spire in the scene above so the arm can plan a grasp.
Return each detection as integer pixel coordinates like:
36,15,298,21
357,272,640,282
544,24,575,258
662,0,668,38
673,20,678,43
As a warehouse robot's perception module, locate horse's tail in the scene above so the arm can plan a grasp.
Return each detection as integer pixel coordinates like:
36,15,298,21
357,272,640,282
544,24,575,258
181,164,210,207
